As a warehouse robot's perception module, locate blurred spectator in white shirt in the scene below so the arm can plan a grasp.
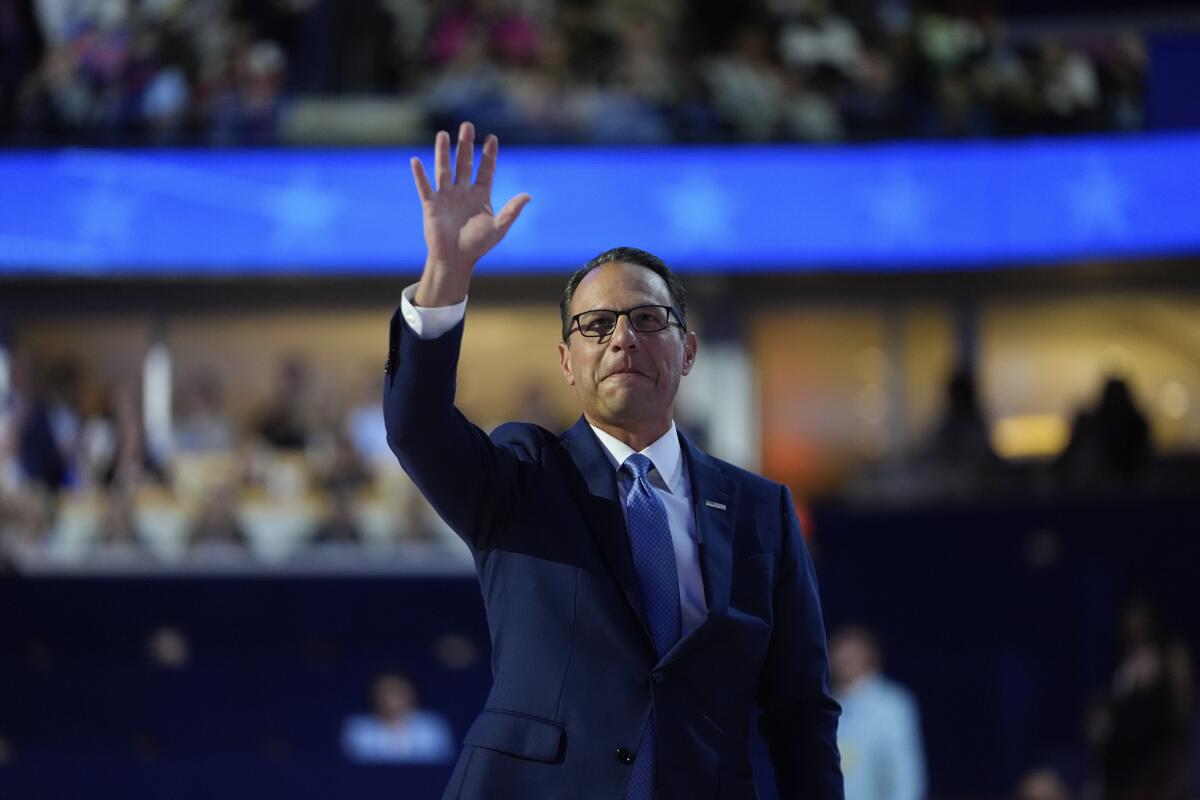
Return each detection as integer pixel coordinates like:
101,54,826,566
342,672,455,764
832,626,927,800
174,371,235,453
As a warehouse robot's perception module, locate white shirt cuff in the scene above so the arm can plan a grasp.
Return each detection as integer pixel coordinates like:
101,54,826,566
400,282,468,340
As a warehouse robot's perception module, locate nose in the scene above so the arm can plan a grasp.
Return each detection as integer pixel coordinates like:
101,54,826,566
607,315,640,350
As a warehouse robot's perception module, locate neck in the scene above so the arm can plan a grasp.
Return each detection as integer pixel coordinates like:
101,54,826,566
585,413,673,453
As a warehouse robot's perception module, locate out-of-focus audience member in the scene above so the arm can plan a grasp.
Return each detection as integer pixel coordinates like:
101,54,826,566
255,356,312,451
1059,377,1152,490
1087,597,1194,800
922,364,1000,471
704,25,785,141
17,358,83,489
188,483,248,550
341,672,455,763
313,486,363,545
316,431,372,495
345,367,392,468
173,371,236,453
831,625,927,800
95,379,167,490
1015,767,1073,800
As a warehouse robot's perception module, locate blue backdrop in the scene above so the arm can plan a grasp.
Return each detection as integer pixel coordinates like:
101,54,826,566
1,133,1198,275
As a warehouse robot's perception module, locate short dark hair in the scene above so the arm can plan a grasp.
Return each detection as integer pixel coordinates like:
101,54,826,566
559,247,688,342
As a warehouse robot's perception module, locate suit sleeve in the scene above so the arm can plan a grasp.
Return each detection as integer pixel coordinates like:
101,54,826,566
382,307,524,550
756,485,844,800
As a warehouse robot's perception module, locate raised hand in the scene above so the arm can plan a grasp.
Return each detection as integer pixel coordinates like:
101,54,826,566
411,122,532,307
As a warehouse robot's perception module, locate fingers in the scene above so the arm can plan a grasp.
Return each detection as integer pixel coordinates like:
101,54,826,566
410,157,433,202
475,134,498,190
454,121,475,185
434,129,452,189
494,193,532,236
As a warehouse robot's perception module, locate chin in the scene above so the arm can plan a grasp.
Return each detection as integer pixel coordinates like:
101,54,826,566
596,398,654,426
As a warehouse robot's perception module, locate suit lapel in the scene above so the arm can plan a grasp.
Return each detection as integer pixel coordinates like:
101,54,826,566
660,433,737,668
560,418,654,646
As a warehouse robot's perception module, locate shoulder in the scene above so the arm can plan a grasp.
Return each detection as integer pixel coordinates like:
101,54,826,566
692,448,788,504
489,421,560,461
874,678,921,715
409,709,454,734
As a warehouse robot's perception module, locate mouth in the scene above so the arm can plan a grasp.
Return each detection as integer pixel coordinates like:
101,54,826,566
604,367,648,380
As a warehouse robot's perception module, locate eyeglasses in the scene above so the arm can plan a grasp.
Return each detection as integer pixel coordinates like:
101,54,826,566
566,305,685,340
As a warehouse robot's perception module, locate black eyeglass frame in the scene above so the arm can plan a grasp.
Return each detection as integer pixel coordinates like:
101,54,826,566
564,304,687,342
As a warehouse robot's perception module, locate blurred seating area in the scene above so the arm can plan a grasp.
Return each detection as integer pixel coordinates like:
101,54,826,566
3,328,1198,574
0,351,475,573
0,0,1151,146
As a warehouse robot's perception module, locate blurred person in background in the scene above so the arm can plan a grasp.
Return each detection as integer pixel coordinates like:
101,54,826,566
704,24,785,141
1014,768,1073,800
341,671,455,764
914,363,1004,497
173,370,235,454
254,355,312,451
95,377,167,490
315,430,372,495
830,626,926,800
1058,377,1152,492
312,485,363,546
345,366,393,469
209,35,286,145
17,357,83,489
1087,597,1194,800
386,122,842,799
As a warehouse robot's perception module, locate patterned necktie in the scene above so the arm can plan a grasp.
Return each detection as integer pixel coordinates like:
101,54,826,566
622,453,681,800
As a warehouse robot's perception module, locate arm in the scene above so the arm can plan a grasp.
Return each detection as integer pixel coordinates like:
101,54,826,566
384,122,532,549
756,486,844,800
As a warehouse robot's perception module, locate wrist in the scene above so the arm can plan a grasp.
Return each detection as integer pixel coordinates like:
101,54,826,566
414,259,472,307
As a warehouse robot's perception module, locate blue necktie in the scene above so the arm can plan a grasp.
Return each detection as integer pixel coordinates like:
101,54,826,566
622,453,681,800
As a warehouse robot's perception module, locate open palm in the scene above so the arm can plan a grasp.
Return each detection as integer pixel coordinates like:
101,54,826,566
411,122,532,273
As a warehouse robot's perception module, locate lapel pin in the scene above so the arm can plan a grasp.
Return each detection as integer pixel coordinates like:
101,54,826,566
705,500,727,511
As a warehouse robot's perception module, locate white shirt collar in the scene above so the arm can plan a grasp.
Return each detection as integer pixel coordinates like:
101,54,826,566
589,421,685,495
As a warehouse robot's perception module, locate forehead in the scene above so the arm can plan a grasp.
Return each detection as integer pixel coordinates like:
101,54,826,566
571,262,672,313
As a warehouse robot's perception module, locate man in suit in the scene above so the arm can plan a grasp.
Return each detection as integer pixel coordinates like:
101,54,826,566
384,121,843,800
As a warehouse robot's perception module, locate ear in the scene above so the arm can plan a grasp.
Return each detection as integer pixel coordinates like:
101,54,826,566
680,331,698,377
557,341,576,386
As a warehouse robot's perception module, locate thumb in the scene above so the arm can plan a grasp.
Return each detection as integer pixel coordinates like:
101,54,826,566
494,193,532,237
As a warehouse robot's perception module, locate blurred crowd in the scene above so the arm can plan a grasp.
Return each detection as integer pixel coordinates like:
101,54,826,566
0,345,1185,569
0,351,513,569
0,0,1148,146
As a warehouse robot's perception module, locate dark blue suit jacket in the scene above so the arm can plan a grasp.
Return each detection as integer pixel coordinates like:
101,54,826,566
383,310,843,800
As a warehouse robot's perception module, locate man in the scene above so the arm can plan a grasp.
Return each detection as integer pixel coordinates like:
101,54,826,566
341,672,456,764
829,627,926,800
384,121,842,799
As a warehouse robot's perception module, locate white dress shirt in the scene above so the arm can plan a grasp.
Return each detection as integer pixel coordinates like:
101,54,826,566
400,284,709,635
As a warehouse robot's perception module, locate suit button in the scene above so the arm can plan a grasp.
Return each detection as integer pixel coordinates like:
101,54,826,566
616,747,635,765
652,671,664,684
